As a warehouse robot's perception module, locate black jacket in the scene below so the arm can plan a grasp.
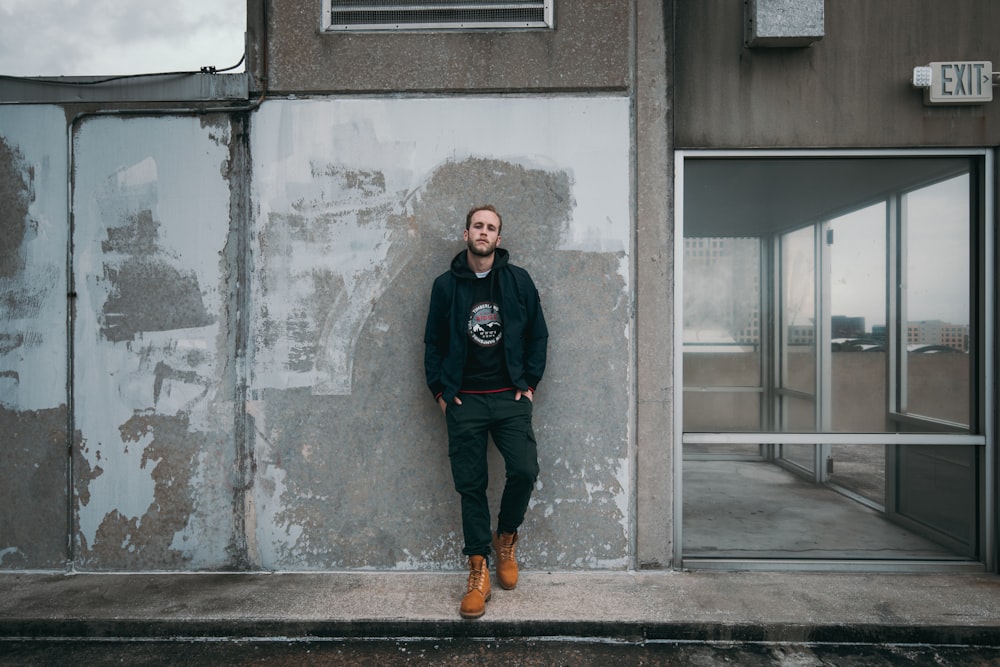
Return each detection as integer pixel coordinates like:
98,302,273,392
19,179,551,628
424,248,548,404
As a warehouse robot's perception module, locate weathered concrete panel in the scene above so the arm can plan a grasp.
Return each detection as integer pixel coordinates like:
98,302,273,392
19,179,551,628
634,0,674,568
249,97,632,570
0,105,70,568
676,0,1000,148
256,0,631,94
71,115,240,569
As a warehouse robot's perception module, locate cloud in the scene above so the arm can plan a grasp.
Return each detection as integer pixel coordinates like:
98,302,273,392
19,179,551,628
0,0,245,76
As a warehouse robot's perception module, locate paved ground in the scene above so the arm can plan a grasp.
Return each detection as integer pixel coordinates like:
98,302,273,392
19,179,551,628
1,569,998,665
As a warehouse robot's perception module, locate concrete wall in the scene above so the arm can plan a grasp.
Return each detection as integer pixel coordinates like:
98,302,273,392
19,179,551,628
675,0,1000,148
1,0,672,571
252,0,631,94
0,98,636,571
0,106,70,568
247,97,632,570
249,0,676,570
70,113,246,569
13,0,990,574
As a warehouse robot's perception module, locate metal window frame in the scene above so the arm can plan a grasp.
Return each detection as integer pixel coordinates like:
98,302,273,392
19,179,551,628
321,1,555,32
674,148,995,573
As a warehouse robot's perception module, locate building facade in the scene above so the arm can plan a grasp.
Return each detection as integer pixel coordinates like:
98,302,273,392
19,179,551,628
0,1,996,575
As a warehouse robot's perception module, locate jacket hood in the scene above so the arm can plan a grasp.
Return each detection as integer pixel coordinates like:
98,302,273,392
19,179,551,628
450,247,510,279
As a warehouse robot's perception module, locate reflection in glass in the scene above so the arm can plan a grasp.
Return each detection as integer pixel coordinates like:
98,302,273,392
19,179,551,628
893,444,976,556
683,237,762,431
780,227,815,397
902,175,971,426
683,236,761,378
685,443,763,458
829,444,885,505
684,345,760,388
684,391,761,432
904,354,969,424
682,457,958,560
781,443,816,474
829,203,888,432
781,395,816,431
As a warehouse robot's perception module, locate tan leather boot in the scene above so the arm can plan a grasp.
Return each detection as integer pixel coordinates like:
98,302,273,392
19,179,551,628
459,555,491,619
492,531,519,590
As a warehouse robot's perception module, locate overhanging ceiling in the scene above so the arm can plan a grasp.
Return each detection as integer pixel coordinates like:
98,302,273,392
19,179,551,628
684,157,972,237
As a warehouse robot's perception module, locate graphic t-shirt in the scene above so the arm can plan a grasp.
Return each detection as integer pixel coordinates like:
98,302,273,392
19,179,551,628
462,274,512,391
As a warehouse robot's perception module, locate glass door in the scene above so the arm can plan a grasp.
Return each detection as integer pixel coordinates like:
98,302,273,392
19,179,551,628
774,224,828,480
826,202,889,507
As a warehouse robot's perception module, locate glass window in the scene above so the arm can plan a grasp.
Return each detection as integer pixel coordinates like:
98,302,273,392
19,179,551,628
680,154,987,565
899,175,971,426
683,237,763,432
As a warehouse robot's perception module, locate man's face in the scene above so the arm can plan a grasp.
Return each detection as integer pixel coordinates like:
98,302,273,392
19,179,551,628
464,210,502,258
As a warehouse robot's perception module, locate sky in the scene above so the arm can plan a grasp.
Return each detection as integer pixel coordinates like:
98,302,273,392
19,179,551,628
830,174,970,328
0,0,246,77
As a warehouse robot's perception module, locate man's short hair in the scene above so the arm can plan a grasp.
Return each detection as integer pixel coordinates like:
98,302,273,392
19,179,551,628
465,205,503,233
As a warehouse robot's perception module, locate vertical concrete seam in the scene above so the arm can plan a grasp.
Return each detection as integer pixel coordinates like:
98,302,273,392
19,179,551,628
626,0,640,573
64,113,78,571
228,111,259,570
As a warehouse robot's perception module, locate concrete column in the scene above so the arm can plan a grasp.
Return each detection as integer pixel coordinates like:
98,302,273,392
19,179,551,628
634,0,674,568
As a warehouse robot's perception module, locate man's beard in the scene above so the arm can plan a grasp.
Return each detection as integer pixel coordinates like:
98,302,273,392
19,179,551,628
467,237,497,257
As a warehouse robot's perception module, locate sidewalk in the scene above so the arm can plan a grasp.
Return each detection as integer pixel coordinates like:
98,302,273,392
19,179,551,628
1,570,998,646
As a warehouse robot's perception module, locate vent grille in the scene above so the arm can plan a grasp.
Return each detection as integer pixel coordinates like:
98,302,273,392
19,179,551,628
327,1,553,31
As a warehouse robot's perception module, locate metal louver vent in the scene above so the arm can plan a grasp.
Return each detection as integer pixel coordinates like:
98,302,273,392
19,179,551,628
325,1,554,31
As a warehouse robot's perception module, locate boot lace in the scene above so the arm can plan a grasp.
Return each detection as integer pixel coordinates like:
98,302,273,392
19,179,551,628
495,536,516,562
468,563,487,592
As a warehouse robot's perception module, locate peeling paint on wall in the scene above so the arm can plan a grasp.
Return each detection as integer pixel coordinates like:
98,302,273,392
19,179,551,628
4,97,632,572
249,97,632,570
250,98,630,397
100,208,214,342
72,115,237,569
0,106,68,413
252,161,407,394
0,107,70,569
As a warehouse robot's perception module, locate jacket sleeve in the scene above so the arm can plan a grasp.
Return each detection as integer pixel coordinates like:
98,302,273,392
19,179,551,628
521,276,548,391
423,276,450,400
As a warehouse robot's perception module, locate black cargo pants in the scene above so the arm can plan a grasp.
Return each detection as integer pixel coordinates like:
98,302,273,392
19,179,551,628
446,390,539,558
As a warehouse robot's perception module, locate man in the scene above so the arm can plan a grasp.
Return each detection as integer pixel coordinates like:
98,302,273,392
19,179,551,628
423,204,548,619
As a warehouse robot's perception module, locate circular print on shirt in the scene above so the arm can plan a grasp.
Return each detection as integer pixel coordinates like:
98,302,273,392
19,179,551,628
468,301,503,347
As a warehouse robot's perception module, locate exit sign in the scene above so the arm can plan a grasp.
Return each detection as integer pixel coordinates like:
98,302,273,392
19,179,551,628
927,61,993,104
